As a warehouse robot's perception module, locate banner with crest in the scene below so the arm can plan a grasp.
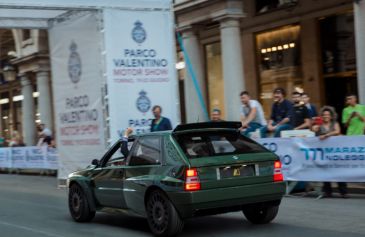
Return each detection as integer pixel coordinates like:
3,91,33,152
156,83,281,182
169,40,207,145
103,8,179,142
49,12,106,179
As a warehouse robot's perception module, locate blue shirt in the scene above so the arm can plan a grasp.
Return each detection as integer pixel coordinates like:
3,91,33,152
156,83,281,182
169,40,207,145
270,99,293,123
306,104,318,118
151,117,172,132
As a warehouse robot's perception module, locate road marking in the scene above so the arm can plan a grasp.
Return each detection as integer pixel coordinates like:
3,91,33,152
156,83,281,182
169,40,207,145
0,220,65,237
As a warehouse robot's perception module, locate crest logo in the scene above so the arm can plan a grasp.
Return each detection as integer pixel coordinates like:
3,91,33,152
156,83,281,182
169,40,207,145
68,41,82,84
132,21,147,45
136,90,151,114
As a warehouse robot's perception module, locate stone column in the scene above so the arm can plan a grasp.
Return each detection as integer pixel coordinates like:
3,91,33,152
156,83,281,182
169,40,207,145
354,0,365,104
181,26,208,123
21,74,36,146
219,18,245,121
36,70,53,131
300,19,324,108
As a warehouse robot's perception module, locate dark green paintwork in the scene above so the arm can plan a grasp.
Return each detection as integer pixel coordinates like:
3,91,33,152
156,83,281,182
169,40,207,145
67,128,286,219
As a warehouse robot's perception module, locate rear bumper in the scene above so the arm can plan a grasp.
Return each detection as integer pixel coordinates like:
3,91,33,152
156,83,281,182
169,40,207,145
167,182,286,219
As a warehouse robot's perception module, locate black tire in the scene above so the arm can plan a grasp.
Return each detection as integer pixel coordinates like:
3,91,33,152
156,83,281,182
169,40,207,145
68,183,95,222
242,203,279,224
146,190,184,237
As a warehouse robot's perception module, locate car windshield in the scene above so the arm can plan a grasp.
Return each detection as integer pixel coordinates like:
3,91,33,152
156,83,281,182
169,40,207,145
175,130,268,158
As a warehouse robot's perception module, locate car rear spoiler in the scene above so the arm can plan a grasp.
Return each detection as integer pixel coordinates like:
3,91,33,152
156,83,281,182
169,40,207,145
173,121,242,133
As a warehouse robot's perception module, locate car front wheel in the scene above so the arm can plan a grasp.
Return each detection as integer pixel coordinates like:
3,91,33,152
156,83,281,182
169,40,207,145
68,183,95,222
242,203,279,224
146,190,184,237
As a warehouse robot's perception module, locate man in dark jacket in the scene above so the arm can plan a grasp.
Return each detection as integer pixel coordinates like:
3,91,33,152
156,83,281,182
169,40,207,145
290,92,311,130
261,88,293,137
120,127,133,157
150,105,172,132
301,93,318,119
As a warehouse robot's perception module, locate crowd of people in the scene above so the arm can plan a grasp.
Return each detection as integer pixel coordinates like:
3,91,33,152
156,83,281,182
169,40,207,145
230,88,364,198
210,87,365,140
0,123,54,148
209,88,365,199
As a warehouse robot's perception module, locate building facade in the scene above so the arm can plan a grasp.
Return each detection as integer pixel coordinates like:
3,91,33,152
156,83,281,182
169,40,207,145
0,29,52,146
1,0,365,146
174,0,363,123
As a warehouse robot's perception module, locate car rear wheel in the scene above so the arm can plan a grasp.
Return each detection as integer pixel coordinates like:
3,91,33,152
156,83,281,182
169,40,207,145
146,190,184,237
68,183,95,222
242,203,279,224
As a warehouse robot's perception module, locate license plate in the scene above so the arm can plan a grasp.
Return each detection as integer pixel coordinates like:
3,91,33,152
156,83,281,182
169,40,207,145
219,165,255,179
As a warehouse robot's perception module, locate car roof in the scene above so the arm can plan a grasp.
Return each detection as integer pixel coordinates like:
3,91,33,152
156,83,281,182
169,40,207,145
131,122,241,138
173,122,241,133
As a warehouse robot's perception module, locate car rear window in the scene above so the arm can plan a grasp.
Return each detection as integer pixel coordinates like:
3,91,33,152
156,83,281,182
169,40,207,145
175,130,268,158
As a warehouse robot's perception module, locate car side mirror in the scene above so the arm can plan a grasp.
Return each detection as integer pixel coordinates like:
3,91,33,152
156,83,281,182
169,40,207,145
91,159,99,166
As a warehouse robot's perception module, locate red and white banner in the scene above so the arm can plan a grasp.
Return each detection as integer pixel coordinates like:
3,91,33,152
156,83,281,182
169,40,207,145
103,7,179,142
49,12,106,179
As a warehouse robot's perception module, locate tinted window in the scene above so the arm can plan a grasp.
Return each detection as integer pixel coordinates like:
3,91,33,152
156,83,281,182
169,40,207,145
175,131,267,159
129,137,161,166
101,140,134,167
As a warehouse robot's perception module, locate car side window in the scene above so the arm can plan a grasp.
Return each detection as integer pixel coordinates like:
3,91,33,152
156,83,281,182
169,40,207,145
129,137,161,166
102,140,134,167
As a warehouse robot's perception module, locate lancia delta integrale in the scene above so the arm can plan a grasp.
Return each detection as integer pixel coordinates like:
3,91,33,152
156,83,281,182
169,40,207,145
67,122,285,237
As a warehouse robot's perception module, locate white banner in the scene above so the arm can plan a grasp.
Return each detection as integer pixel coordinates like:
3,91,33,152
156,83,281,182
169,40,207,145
0,147,58,170
103,8,179,141
0,148,10,168
258,136,365,182
49,12,106,179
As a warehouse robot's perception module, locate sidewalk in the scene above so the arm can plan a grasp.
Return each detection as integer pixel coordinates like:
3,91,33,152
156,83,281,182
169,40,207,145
294,182,365,195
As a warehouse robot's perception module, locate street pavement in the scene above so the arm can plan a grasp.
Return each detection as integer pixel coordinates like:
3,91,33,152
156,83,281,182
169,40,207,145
0,174,364,237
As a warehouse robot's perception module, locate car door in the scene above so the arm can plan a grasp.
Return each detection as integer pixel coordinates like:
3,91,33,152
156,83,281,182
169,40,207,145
91,141,132,209
123,136,163,215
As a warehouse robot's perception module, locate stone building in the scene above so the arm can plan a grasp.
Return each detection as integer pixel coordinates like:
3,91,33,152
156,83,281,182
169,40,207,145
174,0,364,123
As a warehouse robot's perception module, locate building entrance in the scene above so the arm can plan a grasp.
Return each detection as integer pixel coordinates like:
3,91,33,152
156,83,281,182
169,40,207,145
324,76,357,132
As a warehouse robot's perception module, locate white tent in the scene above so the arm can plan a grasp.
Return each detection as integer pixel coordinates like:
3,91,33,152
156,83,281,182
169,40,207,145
0,0,170,28
0,0,178,182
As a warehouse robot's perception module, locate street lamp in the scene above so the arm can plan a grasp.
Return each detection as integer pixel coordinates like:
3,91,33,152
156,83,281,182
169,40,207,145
2,65,16,82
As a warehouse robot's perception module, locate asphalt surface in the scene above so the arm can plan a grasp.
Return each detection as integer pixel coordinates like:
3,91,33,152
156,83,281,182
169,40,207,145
1,174,365,237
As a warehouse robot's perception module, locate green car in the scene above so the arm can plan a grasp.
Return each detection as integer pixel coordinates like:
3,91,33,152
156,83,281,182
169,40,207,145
67,122,285,237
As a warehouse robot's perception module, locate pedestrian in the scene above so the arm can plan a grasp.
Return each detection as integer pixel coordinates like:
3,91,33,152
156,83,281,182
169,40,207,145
312,106,347,198
289,91,311,130
239,91,267,137
0,134,5,147
301,93,318,119
261,88,293,137
211,109,224,122
8,131,25,147
37,123,53,146
150,105,172,132
342,94,365,136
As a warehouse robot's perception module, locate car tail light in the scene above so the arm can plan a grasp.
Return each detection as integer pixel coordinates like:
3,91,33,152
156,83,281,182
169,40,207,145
185,168,201,191
273,160,284,182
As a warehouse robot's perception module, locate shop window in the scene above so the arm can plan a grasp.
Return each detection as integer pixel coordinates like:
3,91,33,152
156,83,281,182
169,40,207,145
1,92,10,142
320,13,356,75
320,13,357,124
205,42,224,118
256,0,298,14
256,25,302,115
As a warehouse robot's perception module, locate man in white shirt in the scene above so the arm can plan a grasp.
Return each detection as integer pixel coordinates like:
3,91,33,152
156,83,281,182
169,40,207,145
37,123,53,146
239,91,267,137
